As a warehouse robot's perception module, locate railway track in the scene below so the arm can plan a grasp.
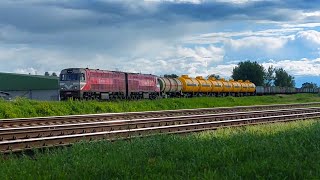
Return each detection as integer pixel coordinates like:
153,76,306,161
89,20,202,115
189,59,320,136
0,103,320,153
1,102,320,128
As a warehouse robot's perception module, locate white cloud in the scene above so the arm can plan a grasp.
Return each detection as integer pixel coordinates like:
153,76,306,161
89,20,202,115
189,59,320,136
198,58,320,80
14,67,37,75
185,29,320,59
214,0,266,4
297,30,320,45
120,45,225,77
301,11,320,18
0,43,225,78
281,23,320,28
0,45,121,75
144,0,203,3
208,63,237,78
177,45,224,63
185,28,302,44
225,36,292,52
262,58,320,76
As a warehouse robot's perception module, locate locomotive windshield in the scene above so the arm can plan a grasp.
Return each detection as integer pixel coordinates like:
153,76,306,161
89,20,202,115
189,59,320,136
60,73,85,81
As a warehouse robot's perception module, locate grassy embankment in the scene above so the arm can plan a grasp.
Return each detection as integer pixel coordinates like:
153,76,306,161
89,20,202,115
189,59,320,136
0,93,320,119
0,119,319,179
0,94,319,178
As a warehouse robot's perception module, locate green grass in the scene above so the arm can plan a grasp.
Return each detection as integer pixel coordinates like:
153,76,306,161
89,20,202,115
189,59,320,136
0,119,320,179
0,93,319,119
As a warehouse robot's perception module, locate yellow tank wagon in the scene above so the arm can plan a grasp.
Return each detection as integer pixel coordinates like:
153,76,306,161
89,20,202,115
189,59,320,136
246,80,256,94
229,79,241,95
207,77,223,95
238,80,256,95
238,80,248,94
221,78,234,96
178,75,200,96
196,76,212,94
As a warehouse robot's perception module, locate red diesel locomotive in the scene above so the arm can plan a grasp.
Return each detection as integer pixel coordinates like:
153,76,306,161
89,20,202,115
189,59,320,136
59,68,160,100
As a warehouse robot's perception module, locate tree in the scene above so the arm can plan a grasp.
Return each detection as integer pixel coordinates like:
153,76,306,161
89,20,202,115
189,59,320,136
207,74,220,79
164,74,178,78
51,72,57,77
274,68,295,87
301,82,318,88
44,72,50,76
264,66,275,87
231,61,265,86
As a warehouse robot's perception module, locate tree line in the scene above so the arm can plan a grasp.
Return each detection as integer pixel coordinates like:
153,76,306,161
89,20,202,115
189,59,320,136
164,61,318,88
232,61,295,87
44,72,57,77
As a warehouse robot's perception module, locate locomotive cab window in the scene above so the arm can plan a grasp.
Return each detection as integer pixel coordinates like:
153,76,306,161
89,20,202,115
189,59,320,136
80,73,85,81
60,73,80,81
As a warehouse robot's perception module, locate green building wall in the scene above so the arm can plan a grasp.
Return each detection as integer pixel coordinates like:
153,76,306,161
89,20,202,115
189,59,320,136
0,72,59,91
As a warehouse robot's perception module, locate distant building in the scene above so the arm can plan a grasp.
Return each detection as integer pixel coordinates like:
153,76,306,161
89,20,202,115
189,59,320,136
0,72,59,101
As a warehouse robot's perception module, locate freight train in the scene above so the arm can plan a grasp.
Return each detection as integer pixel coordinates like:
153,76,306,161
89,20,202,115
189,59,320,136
59,68,319,100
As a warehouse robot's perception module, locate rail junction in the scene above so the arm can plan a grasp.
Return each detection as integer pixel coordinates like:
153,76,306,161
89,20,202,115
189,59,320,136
0,102,320,153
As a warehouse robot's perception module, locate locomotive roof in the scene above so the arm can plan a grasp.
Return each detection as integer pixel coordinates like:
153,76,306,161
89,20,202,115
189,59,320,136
61,68,156,76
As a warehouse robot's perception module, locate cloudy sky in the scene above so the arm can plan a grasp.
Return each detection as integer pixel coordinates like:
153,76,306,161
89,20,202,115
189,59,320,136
1,0,320,87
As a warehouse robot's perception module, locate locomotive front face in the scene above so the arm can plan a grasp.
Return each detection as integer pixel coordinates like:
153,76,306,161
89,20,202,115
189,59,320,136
59,68,86,99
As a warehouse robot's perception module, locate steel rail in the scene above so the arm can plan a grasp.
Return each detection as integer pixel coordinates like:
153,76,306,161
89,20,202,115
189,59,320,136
1,102,320,128
0,111,319,152
0,107,319,141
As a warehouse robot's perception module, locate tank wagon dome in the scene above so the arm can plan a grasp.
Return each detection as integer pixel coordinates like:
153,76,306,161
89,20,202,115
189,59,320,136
195,76,212,93
207,77,223,93
229,79,241,93
220,78,234,93
245,80,256,93
178,75,200,93
237,80,247,93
